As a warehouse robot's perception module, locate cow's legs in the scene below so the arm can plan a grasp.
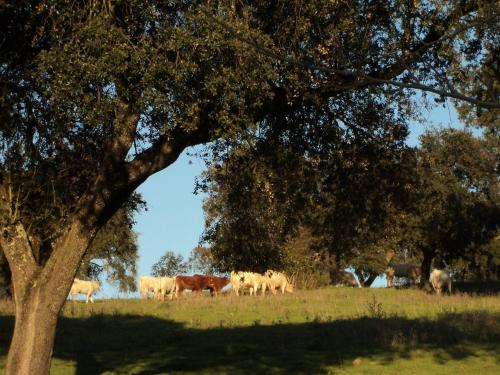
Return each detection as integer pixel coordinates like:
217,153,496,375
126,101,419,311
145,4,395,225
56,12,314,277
175,286,183,298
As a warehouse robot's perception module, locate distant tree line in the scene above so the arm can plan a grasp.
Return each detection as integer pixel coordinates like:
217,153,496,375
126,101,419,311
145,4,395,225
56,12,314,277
196,125,500,287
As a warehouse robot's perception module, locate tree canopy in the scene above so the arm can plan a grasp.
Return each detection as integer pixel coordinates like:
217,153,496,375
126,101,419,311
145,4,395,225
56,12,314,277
1,1,499,373
151,250,189,277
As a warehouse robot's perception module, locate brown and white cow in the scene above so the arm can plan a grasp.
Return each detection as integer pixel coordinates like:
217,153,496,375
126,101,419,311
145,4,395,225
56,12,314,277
429,269,452,295
330,270,360,288
265,270,294,294
205,275,231,296
385,263,422,287
172,275,228,298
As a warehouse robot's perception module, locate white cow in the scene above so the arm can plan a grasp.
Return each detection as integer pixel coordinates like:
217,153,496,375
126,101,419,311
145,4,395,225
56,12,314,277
139,276,161,299
265,270,294,294
230,271,269,296
158,276,176,300
429,269,452,295
70,278,101,303
140,276,176,300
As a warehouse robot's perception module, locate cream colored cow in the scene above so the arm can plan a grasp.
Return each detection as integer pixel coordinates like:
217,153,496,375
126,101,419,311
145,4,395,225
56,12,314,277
139,276,159,299
230,271,269,296
265,270,294,294
70,278,101,303
430,269,452,295
158,276,176,300
139,276,175,300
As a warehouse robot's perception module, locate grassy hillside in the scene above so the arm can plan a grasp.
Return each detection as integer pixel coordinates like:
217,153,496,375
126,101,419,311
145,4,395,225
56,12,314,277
1,288,499,374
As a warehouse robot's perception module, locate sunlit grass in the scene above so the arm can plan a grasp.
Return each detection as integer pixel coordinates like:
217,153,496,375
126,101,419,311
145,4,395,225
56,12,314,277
1,287,499,374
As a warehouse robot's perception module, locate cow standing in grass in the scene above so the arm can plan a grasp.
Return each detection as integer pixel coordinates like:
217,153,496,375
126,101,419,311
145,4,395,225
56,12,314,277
430,269,452,295
385,264,422,287
265,270,294,294
139,276,175,300
230,271,269,296
205,275,231,296
172,275,218,298
70,279,101,303
330,270,360,288
157,277,176,300
139,276,160,299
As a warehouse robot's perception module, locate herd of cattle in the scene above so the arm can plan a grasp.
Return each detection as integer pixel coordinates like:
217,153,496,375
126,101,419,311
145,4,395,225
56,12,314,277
139,270,294,301
68,267,452,303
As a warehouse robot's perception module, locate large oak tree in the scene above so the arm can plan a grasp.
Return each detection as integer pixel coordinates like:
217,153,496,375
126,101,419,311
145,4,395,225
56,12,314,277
1,1,499,374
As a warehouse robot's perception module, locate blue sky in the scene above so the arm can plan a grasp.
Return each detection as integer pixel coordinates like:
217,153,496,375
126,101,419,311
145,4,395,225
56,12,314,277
101,99,463,297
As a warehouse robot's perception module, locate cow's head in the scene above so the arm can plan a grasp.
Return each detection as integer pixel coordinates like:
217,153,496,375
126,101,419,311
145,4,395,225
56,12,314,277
385,267,396,278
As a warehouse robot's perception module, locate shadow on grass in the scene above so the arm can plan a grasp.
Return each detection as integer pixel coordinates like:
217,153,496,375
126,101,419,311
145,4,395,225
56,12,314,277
453,280,500,295
1,311,499,374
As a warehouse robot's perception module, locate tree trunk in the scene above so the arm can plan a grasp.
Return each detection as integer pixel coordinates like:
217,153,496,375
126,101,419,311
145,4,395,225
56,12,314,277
6,288,59,374
361,273,378,287
2,221,93,375
420,250,434,289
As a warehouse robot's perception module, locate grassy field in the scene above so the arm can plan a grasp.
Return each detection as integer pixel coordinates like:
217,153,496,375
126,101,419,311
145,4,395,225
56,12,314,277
1,287,499,374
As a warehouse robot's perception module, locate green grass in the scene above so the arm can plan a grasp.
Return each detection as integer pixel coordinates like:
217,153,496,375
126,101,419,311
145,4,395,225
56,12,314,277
1,288,499,374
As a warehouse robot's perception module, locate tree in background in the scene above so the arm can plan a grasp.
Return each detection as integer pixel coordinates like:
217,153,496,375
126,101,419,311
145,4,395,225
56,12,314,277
400,129,500,281
199,98,414,283
280,227,333,289
151,251,189,277
1,1,498,373
188,246,219,275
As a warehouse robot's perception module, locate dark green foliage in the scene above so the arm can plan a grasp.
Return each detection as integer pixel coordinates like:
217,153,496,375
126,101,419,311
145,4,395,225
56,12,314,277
199,95,413,277
78,194,145,292
151,251,188,277
0,0,277,262
400,129,500,279
1,0,498,277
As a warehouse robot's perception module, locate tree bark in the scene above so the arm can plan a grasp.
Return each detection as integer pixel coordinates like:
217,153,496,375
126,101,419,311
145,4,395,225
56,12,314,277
6,287,59,374
361,273,378,287
420,250,434,289
1,221,93,375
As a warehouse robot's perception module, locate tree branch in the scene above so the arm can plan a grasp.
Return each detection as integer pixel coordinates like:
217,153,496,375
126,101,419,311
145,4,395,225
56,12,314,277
0,223,39,298
205,4,500,109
